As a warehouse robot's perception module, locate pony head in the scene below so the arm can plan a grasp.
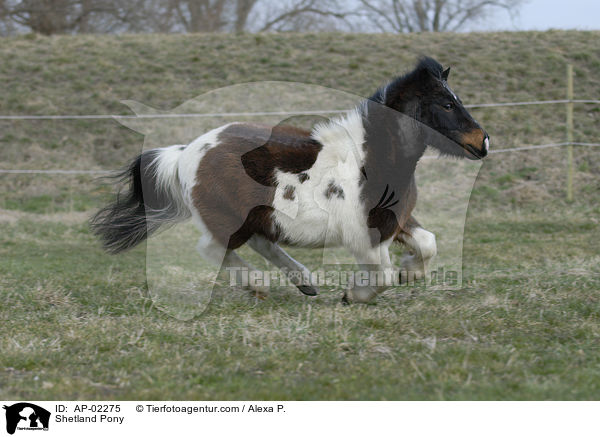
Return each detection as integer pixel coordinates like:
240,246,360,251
371,57,489,160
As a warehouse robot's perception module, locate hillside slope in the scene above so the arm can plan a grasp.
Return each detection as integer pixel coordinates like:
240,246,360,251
0,31,598,210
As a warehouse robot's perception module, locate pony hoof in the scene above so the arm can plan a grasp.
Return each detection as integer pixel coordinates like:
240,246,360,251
341,293,350,305
250,290,269,300
297,285,318,296
247,285,269,300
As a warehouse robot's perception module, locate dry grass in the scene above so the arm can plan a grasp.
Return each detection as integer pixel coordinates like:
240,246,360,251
0,202,599,399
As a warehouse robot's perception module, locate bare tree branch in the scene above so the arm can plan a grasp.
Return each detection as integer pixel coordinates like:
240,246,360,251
257,0,349,32
4,0,520,35
234,0,258,32
356,0,525,33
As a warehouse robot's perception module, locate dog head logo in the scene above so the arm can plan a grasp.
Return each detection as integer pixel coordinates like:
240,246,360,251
3,403,50,435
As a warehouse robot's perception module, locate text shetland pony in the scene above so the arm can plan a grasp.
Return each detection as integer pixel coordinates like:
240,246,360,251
91,57,489,304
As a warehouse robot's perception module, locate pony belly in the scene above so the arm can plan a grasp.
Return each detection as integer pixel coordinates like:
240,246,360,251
272,207,342,248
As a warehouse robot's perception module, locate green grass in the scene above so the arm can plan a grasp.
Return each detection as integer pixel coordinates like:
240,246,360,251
0,31,599,400
0,204,598,400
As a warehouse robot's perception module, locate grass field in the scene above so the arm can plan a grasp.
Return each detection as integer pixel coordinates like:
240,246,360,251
0,31,599,400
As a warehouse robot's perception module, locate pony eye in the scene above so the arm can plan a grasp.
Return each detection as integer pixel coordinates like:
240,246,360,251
443,102,455,111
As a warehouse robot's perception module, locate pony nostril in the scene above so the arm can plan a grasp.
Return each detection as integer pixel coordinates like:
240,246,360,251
461,129,487,155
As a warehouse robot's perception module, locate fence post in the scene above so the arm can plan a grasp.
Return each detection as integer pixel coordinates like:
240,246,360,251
566,64,574,202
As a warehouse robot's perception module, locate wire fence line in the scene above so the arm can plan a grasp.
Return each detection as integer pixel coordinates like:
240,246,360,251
0,90,598,176
0,109,347,120
0,169,113,175
467,99,600,108
0,99,599,121
485,141,600,153
1,142,599,175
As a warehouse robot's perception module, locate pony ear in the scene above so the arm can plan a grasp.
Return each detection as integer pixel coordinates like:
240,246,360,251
442,67,451,81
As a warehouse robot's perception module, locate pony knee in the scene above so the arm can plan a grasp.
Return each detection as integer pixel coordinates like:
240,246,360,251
196,234,226,265
411,228,437,260
400,229,436,278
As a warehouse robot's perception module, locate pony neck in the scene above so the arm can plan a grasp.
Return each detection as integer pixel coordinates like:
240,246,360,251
360,99,426,174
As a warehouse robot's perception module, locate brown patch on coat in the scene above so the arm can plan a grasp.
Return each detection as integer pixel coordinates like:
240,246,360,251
394,214,421,243
283,185,296,201
239,124,323,186
460,128,486,152
365,179,417,244
298,173,309,183
192,123,322,249
324,181,345,199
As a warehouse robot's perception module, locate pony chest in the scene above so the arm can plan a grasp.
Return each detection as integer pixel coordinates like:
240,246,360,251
271,159,364,246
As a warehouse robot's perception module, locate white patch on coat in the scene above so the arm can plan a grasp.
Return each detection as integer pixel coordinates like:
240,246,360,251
271,109,373,254
311,109,366,163
177,123,235,256
273,170,299,219
147,145,191,220
178,123,234,207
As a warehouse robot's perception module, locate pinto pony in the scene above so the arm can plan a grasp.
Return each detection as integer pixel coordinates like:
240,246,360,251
91,57,489,304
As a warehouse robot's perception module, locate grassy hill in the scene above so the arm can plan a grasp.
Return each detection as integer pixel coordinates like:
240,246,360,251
0,31,599,209
0,32,599,400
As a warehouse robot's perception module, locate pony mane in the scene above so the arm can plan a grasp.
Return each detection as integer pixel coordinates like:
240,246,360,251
413,57,444,80
368,56,444,105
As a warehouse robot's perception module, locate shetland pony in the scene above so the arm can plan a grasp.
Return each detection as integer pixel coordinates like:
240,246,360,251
91,57,489,304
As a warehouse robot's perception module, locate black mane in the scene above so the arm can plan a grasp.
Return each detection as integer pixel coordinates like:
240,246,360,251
368,56,445,104
414,56,444,80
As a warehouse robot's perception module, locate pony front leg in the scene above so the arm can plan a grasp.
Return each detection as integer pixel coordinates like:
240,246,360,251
343,239,394,304
396,225,437,282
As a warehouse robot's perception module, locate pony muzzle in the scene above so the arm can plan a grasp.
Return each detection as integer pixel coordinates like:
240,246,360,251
460,129,489,159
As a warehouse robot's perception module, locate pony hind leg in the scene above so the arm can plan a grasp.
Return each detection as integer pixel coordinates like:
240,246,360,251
220,249,270,299
247,235,318,296
194,227,269,299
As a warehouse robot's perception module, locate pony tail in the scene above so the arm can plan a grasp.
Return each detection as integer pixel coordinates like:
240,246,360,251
90,146,190,253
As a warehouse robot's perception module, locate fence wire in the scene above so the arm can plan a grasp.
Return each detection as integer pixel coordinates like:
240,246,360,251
1,142,599,175
0,99,599,121
0,97,598,175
